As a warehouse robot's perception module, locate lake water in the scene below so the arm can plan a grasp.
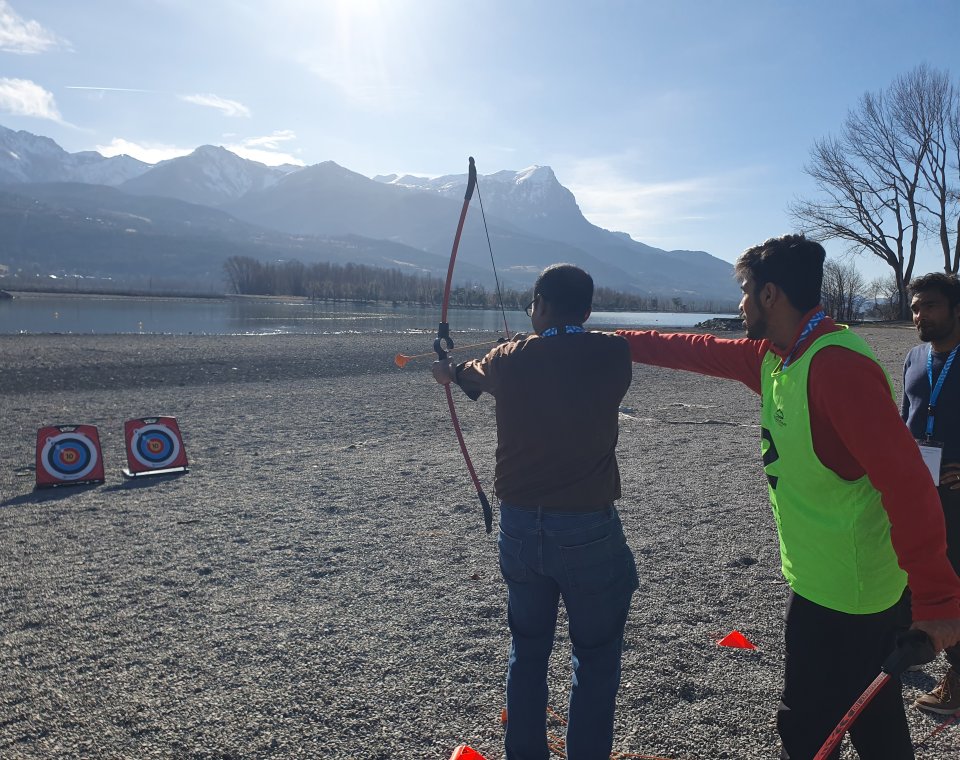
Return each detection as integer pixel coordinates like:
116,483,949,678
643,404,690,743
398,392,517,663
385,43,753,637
0,293,738,335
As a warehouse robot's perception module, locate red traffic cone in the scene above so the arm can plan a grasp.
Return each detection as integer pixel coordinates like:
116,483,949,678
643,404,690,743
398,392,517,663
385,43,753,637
717,630,757,649
449,745,489,760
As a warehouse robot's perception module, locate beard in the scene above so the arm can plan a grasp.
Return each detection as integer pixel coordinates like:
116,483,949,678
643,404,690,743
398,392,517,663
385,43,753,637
918,320,955,344
744,307,768,340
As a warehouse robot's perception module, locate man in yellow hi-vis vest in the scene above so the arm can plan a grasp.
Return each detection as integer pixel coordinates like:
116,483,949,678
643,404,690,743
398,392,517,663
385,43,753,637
617,234,960,759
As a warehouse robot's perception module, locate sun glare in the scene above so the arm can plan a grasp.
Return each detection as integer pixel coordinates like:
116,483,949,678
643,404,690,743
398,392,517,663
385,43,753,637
317,0,398,106
335,0,382,19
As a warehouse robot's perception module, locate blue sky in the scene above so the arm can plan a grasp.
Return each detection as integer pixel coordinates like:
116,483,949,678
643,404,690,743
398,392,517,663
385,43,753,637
1,0,959,280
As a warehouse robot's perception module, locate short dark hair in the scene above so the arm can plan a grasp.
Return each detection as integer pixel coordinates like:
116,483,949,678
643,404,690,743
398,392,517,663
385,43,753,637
534,263,593,320
908,272,960,308
734,234,825,312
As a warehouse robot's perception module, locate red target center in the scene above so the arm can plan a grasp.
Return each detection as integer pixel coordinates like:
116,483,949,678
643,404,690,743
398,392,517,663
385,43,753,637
61,449,79,464
147,439,164,453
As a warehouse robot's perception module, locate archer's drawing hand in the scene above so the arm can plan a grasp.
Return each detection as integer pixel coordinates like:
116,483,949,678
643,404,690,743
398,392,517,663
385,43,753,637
940,462,960,491
432,359,456,385
912,618,960,653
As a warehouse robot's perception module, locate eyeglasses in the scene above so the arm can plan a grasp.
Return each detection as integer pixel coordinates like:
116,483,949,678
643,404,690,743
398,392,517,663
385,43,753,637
525,295,538,317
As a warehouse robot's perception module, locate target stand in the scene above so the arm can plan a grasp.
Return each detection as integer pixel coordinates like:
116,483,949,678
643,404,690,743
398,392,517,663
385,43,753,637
122,416,189,478
35,424,106,488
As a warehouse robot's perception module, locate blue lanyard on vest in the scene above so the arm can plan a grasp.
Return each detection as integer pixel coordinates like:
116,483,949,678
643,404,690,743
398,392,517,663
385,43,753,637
541,325,585,337
925,344,959,438
781,310,826,370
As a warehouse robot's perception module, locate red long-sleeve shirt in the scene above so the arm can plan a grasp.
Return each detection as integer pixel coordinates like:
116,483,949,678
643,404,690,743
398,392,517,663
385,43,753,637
617,313,960,621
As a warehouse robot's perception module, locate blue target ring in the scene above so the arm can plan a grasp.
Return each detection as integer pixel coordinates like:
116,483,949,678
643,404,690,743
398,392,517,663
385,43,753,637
50,438,91,473
130,424,180,469
136,430,174,462
41,433,98,481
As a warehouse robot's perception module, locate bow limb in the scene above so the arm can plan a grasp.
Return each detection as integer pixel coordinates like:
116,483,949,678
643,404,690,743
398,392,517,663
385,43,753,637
435,156,493,534
436,156,477,336
444,384,492,532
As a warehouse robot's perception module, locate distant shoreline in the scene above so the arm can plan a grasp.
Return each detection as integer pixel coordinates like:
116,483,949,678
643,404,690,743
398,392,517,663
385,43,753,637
0,286,228,302
1,287,740,316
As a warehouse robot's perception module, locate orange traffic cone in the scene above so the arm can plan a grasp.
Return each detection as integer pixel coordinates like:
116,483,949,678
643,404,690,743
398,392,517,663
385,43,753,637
717,630,757,649
449,745,489,760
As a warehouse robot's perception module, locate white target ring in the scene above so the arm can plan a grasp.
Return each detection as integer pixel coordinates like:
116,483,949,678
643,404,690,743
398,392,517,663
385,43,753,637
40,431,100,481
129,423,182,469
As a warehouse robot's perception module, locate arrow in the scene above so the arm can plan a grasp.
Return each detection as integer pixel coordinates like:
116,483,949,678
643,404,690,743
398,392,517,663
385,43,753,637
395,338,508,368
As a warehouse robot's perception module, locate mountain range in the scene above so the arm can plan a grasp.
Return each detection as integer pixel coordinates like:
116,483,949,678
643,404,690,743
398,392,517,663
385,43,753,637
0,124,739,305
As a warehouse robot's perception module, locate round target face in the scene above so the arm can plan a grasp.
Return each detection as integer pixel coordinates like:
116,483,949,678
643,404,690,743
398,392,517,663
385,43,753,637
41,432,99,481
129,424,181,469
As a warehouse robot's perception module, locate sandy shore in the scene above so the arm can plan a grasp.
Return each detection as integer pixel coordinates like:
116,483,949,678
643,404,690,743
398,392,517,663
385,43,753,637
1,325,957,759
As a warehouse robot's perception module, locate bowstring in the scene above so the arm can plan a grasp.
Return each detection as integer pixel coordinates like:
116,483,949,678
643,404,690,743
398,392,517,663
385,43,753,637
474,176,512,340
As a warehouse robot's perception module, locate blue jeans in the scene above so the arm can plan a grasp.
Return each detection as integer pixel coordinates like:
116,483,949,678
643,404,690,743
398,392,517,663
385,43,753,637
498,504,639,760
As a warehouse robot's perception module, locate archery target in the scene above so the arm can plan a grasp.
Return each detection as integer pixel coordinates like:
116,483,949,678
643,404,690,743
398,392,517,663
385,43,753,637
124,417,188,474
35,425,105,487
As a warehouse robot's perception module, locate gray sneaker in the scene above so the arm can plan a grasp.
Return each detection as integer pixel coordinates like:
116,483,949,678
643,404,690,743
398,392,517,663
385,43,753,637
915,668,960,715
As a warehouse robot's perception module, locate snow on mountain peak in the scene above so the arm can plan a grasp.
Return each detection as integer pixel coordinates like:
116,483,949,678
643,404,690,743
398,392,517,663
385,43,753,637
371,164,561,200
514,165,556,185
192,144,253,163
0,122,151,185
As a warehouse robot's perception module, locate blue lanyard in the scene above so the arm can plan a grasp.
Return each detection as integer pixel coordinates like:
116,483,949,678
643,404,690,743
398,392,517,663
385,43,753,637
541,325,585,337
781,310,826,370
925,344,959,438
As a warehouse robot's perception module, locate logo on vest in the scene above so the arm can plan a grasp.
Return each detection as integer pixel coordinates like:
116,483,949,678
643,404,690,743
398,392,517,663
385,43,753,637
774,408,785,426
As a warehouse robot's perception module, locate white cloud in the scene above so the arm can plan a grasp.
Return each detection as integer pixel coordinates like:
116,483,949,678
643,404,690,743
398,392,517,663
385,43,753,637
95,138,193,164
180,93,251,118
0,77,62,121
0,1,66,53
562,155,761,250
224,131,304,166
94,132,303,167
240,130,296,149
66,86,155,93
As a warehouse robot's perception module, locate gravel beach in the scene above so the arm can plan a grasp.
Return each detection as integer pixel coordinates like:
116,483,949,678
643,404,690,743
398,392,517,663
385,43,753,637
2,326,958,759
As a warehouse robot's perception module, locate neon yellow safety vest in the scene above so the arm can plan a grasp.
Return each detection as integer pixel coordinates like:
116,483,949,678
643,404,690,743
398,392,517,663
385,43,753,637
760,327,906,614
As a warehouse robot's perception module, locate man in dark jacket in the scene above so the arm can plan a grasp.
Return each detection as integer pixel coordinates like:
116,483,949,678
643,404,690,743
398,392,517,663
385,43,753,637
433,263,638,760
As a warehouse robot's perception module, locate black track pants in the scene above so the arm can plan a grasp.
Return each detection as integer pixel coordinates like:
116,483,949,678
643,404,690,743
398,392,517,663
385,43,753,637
777,591,913,760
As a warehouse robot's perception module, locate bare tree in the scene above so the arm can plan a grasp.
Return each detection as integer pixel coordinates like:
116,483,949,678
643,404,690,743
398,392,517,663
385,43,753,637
865,275,901,320
947,92,960,270
821,259,865,322
902,67,960,272
792,65,959,318
224,256,261,294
